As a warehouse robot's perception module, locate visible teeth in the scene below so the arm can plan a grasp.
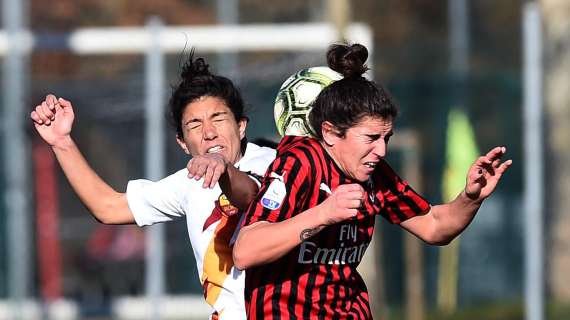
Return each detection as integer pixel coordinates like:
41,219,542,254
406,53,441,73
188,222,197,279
207,146,223,153
365,162,377,168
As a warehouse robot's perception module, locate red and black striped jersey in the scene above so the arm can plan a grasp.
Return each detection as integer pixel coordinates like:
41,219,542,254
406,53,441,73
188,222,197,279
242,135,430,319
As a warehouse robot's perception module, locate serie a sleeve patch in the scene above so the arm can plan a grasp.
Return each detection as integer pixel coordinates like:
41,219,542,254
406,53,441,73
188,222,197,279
261,172,287,210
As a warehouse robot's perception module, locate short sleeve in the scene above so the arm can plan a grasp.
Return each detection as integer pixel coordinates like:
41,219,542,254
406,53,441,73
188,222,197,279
126,169,188,226
242,152,310,226
375,160,431,224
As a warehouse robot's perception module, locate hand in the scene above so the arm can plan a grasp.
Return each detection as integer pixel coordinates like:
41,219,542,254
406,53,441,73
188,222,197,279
187,153,229,189
30,94,75,147
464,146,512,201
317,183,364,226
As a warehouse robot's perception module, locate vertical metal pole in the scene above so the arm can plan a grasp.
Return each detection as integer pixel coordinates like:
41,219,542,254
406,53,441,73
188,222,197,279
438,0,469,313
449,0,469,76
145,17,166,320
216,0,239,82
327,0,351,41
401,132,424,320
523,3,544,320
2,0,30,318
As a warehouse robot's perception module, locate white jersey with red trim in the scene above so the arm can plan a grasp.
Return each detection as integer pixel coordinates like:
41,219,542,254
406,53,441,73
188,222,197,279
126,143,275,319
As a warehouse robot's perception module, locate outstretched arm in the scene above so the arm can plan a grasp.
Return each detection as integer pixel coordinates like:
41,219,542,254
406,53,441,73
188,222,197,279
400,146,512,245
31,95,134,225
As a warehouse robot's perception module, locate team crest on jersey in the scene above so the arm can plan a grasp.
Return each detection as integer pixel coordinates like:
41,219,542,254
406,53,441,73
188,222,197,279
218,194,239,217
261,172,286,210
202,194,238,231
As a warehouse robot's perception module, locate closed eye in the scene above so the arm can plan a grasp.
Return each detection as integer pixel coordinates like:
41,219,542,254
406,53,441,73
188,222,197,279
187,121,201,130
366,134,381,143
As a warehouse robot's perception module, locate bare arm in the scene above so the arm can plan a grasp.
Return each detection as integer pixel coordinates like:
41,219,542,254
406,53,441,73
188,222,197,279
31,95,135,225
400,146,512,245
219,165,259,210
233,183,364,270
186,154,259,210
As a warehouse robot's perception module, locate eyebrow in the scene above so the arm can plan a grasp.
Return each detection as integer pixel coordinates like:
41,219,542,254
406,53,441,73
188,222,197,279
365,130,393,138
184,111,229,125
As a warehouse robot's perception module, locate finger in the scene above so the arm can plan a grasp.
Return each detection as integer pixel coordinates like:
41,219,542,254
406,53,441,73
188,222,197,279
343,198,363,209
337,183,364,193
209,167,224,189
187,159,195,179
193,162,208,180
485,146,506,161
475,155,493,167
46,94,58,110
35,104,50,124
346,208,358,219
202,165,216,188
58,97,71,107
41,101,55,120
495,159,513,175
30,110,43,124
189,161,207,180
344,190,365,202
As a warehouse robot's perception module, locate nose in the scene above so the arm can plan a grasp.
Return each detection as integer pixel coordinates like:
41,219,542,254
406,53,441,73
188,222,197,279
202,121,218,140
373,139,386,158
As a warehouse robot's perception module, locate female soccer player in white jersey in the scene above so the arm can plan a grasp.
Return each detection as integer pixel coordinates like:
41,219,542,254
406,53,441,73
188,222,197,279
31,53,275,320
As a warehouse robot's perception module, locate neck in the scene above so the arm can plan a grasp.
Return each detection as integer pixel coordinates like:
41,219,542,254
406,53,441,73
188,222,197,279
319,140,345,174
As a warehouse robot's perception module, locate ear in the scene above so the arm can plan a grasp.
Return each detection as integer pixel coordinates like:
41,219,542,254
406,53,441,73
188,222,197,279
176,135,190,154
321,121,340,147
237,118,247,140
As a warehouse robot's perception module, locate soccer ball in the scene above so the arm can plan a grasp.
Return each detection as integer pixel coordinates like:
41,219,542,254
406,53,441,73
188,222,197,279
274,66,342,137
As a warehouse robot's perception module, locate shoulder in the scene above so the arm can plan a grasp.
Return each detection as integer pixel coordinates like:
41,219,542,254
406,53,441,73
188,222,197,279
243,142,276,162
278,137,326,170
238,142,275,168
268,137,325,183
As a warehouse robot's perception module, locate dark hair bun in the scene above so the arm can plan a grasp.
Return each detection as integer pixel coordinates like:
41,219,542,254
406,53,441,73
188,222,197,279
180,50,211,81
327,43,369,78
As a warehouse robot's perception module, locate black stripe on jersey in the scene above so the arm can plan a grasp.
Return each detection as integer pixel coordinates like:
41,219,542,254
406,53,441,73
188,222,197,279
297,143,318,182
395,185,426,215
386,197,409,223
255,284,266,320
401,184,429,213
318,263,334,318
336,266,350,315
302,267,318,319
330,282,342,320
271,283,282,320
275,153,306,222
287,278,299,320
295,145,321,209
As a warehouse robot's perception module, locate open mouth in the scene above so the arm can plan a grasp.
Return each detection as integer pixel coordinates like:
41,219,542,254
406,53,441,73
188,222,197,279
364,162,377,169
206,146,224,154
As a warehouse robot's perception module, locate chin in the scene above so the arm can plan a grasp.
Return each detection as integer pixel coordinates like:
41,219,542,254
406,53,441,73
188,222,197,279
358,173,373,182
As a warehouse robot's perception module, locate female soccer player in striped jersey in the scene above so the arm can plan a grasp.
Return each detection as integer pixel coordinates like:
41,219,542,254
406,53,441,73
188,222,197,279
234,43,512,319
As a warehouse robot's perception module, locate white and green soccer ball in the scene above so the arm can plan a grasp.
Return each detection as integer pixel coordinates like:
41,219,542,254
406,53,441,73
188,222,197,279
274,66,342,137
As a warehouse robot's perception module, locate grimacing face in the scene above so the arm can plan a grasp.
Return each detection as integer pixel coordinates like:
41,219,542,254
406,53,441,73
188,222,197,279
176,96,247,165
322,116,393,182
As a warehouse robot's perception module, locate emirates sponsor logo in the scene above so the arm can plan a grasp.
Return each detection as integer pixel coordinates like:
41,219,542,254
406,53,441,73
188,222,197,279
297,224,368,265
